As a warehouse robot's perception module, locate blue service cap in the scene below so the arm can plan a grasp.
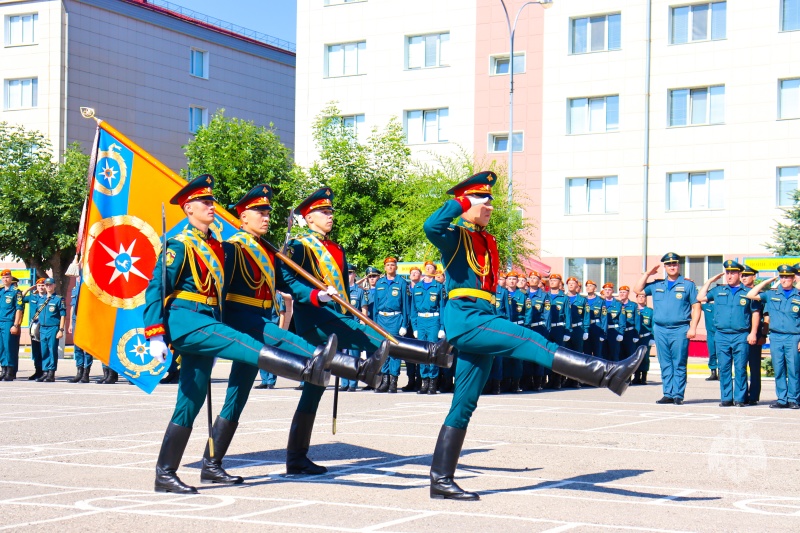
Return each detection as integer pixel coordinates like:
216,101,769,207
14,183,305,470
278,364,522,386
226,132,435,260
661,252,681,263
347,263,357,272
365,266,380,275
778,265,797,276
44,277,55,284
741,264,758,276
723,260,744,272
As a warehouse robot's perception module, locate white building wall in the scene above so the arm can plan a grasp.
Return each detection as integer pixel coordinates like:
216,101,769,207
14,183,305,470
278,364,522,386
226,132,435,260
295,0,477,167
540,0,800,272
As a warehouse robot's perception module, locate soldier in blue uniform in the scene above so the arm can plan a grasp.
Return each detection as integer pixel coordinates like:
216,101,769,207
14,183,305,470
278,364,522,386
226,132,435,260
341,264,369,392
0,269,24,381
634,253,701,405
503,271,527,392
372,257,411,393
584,280,605,359
545,274,571,389
487,271,510,394
564,276,589,387
741,265,764,405
424,171,645,500
746,265,800,409
632,291,654,384
144,177,339,494
619,286,638,359
525,271,549,390
600,282,626,362
68,278,92,383
280,187,452,472
702,300,718,381
36,278,65,383
254,291,285,390
365,266,379,320
412,261,446,394
22,278,46,380
698,261,760,407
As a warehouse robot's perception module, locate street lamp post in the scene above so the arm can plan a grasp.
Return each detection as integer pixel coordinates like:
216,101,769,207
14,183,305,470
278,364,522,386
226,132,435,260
499,0,553,269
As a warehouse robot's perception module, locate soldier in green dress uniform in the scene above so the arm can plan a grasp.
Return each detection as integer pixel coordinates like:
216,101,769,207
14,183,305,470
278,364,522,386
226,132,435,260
423,171,645,501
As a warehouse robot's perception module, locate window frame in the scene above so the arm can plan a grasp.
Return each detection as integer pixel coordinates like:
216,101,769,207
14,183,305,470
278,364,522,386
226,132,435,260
188,106,208,134
781,0,800,32
489,52,526,76
569,12,622,55
406,32,450,70
4,77,38,110
666,170,725,211
567,94,620,134
566,257,619,290
338,113,366,142
189,48,209,79
777,166,800,207
779,78,800,120
488,131,524,153
669,1,727,45
680,255,723,285
404,107,449,144
565,176,619,215
667,85,725,127
325,40,367,78
4,13,38,46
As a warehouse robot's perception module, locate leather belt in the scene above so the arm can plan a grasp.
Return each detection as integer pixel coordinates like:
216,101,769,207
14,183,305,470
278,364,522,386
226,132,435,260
590,319,600,324
552,322,565,327
449,288,496,305
379,311,401,316
515,320,525,325
625,327,634,331
225,293,273,309
417,312,440,317
170,290,217,306
608,324,619,329
640,332,652,338
531,321,545,327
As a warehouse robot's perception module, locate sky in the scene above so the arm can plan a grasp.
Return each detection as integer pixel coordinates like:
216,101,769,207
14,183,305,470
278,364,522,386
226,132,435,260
170,0,297,46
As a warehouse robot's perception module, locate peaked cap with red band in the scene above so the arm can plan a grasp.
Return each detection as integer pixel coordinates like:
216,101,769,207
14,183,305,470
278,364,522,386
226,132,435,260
296,187,335,217
170,174,217,206
446,171,496,199
234,184,273,215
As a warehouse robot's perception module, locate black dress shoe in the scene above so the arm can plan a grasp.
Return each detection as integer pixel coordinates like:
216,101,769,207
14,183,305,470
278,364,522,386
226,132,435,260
734,402,746,407
746,400,758,406
770,401,789,409
705,369,719,381
656,396,674,404
253,383,270,389
674,398,684,405
719,401,733,407
790,403,800,410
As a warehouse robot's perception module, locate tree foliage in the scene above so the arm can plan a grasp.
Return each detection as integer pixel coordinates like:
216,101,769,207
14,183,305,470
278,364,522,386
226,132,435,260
0,122,88,293
183,109,296,244
766,190,800,256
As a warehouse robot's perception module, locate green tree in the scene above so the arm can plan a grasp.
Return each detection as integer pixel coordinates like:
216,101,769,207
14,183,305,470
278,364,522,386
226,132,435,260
183,109,296,244
766,190,800,255
0,123,88,294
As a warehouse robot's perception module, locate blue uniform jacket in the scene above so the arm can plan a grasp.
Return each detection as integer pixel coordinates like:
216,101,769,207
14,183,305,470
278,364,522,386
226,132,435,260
544,291,571,330
526,288,548,327
38,294,65,327
586,296,604,328
567,293,589,333
644,276,698,327
601,299,626,336
757,288,800,334
374,276,410,328
508,289,528,326
410,279,444,332
635,306,654,336
0,286,23,322
494,286,510,318
702,301,716,334
706,285,758,334
621,301,637,334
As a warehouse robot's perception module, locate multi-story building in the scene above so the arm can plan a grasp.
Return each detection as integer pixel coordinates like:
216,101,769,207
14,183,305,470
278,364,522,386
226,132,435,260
0,0,296,172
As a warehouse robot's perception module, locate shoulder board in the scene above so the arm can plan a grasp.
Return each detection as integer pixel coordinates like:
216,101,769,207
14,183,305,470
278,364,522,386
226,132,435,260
684,278,694,283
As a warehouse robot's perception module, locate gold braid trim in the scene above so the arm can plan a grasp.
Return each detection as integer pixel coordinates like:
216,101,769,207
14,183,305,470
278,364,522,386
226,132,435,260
461,228,490,277
233,244,265,291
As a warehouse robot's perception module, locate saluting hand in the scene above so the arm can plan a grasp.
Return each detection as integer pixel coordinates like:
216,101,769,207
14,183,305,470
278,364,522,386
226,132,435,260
709,272,725,283
466,195,490,207
646,264,660,277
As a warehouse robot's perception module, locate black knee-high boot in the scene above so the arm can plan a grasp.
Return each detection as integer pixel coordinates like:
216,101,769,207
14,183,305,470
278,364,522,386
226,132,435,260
201,416,243,484
388,338,454,368
551,345,646,396
326,340,388,389
430,425,479,501
286,411,327,475
154,423,197,494
258,334,337,387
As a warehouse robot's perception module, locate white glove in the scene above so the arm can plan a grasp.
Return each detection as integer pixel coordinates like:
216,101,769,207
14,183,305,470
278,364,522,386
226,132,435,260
633,338,640,343
466,195,490,207
413,330,419,338
438,330,445,339
563,335,570,342
582,332,589,341
149,335,169,364
599,337,605,342
649,339,656,347
318,286,339,303
399,327,408,336
616,334,623,342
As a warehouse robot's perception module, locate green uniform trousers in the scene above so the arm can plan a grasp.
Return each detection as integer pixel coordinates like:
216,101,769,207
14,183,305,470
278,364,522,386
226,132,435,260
219,321,319,423
295,317,385,415
169,322,267,427
444,317,558,429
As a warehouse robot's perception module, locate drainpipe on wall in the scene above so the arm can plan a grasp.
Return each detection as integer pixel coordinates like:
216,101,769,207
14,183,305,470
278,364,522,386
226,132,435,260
642,0,652,272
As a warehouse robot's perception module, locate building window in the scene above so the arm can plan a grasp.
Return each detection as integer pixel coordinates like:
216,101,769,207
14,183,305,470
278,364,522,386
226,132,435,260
567,258,618,289
407,33,449,69
570,13,621,54
326,41,366,77
782,0,800,31
778,167,799,206
405,108,448,144
489,132,523,152
566,176,618,215
189,106,208,134
4,78,37,109
681,256,723,285
670,2,726,44
190,48,208,78
668,86,724,126
568,95,619,134
667,170,724,210
490,53,525,75
4,13,37,46
780,78,800,119
338,114,366,142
